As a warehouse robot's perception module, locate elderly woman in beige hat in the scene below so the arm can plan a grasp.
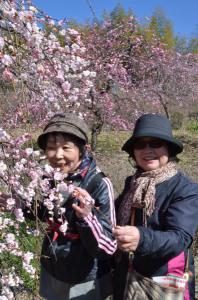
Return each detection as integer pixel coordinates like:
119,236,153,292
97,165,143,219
113,114,198,300
26,113,116,300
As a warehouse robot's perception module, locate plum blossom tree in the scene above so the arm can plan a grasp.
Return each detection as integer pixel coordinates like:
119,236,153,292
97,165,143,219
0,128,80,298
0,0,95,298
78,16,152,148
80,14,198,145
0,0,94,129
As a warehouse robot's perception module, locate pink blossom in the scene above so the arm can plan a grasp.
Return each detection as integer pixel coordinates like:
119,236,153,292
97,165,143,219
56,182,70,193
59,220,68,233
67,28,79,36
24,148,33,157
0,129,10,142
6,198,15,209
56,71,65,83
83,70,91,77
44,164,54,175
23,252,34,264
58,19,65,26
0,161,7,171
59,29,66,36
5,233,16,246
0,37,5,49
54,171,65,181
61,81,71,93
29,6,37,13
37,64,45,74
0,286,14,299
22,263,36,277
14,209,25,223
2,69,14,81
1,54,12,66
29,170,40,181
58,207,66,214
44,199,54,210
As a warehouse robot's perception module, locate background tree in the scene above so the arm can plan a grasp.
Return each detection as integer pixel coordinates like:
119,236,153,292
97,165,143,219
162,21,175,49
174,35,188,54
75,6,198,148
146,7,175,50
188,38,198,54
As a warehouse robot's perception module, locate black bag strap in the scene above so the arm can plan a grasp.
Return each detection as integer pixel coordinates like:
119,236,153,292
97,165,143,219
85,172,105,195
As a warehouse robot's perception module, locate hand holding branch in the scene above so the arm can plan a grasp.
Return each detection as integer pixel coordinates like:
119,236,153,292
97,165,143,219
113,225,140,252
72,187,95,219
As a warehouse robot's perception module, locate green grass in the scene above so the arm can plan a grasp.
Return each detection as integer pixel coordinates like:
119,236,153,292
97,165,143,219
0,215,42,298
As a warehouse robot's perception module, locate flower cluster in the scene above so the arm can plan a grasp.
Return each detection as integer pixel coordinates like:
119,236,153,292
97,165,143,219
0,0,93,129
0,270,22,300
0,127,83,297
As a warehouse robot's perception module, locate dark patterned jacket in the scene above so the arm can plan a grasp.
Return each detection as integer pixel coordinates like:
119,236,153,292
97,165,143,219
25,157,117,284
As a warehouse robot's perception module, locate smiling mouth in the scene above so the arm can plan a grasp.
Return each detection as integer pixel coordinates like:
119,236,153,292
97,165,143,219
143,157,157,161
55,162,72,167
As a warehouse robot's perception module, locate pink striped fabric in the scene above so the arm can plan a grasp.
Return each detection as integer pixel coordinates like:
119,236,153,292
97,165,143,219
103,177,116,226
83,177,117,255
85,213,117,254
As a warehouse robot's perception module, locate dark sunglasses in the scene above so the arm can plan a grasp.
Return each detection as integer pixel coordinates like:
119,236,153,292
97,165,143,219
133,139,165,150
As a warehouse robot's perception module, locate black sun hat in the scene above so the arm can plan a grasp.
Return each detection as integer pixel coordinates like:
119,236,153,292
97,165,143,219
122,114,183,155
37,113,89,150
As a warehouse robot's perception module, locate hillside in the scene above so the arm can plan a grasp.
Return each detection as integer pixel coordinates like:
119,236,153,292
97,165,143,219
96,130,198,191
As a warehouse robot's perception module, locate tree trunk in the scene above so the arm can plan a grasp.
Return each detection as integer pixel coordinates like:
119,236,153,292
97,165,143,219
88,88,104,151
91,121,103,151
156,93,170,119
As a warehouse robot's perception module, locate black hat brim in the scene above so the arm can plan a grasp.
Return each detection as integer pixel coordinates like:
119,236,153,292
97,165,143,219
122,132,183,155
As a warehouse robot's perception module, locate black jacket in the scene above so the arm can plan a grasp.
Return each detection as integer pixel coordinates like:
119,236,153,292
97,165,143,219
114,172,198,300
25,157,117,284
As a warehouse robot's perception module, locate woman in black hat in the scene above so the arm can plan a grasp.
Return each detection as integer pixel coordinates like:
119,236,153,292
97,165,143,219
113,114,198,300
26,113,116,300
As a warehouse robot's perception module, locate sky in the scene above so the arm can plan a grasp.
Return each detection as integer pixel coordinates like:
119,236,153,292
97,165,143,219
33,0,198,38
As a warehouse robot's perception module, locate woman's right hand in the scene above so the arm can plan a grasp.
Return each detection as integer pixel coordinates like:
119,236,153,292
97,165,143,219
113,225,140,252
72,187,95,219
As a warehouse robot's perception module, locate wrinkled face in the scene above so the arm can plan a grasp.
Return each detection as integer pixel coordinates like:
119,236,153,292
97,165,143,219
133,137,169,171
45,133,82,173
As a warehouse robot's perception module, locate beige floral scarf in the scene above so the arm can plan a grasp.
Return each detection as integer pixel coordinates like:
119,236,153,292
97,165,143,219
117,162,178,226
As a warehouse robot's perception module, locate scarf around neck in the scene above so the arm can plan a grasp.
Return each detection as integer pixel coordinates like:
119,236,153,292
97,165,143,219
67,153,92,182
117,162,178,227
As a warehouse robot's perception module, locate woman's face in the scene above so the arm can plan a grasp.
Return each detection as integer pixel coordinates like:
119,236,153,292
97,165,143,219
45,133,82,173
133,137,169,171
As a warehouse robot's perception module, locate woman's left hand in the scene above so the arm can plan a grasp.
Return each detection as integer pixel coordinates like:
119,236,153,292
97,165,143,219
113,225,140,252
72,187,95,219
